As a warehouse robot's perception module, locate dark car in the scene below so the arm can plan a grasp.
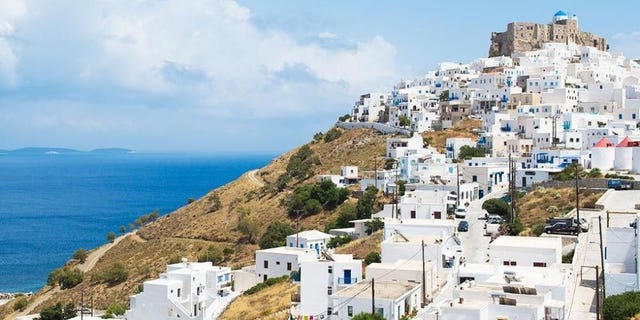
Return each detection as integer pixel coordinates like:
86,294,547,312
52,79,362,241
458,220,469,232
544,222,578,235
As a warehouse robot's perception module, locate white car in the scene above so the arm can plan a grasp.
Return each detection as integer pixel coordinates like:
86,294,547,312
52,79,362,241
455,208,467,218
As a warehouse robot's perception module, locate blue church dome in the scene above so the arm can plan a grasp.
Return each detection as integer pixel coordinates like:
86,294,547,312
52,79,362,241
554,10,567,17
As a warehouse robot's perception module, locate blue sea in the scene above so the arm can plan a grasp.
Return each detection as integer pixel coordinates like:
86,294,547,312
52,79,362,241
0,153,273,293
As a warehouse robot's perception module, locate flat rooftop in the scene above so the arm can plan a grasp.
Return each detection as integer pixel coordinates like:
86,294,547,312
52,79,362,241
333,280,420,300
287,229,333,240
256,246,315,255
490,235,560,250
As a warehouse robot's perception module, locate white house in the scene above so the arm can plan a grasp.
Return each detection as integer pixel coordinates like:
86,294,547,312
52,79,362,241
126,261,234,320
297,254,363,319
445,137,477,159
380,232,462,277
255,247,317,282
489,236,562,268
331,281,422,320
386,133,427,158
366,259,438,302
604,224,640,296
286,229,334,255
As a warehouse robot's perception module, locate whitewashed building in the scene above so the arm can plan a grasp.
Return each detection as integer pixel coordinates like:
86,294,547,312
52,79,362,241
255,247,317,282
489,236,562,268
286,230,334,255
125,261,233,320
331,281,422,320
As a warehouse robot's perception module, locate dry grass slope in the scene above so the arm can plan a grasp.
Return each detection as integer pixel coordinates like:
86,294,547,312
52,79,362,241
517,187,603,229
218,281,297,320
0,122,482,315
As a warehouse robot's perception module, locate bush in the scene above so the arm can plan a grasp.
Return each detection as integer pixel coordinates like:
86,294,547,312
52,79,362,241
93,263,128,285
506,217,524,236
106,231,117,243
73,248,88,263
13,296,28,311
327,235,352,249
338,114,351,122
365,218,384,235
482,198,511,218
207,193,222,212
587,168,603,178
546,206,559,214
324,128,343,143
48,267,84,289
38,302,76,320
259,222,295,249
133,209,161,227
351,313,385,320
356,186,378,219
604,291,640,320
605,173,635,180
562,250,575,264
531,223,545,237
101,303,126,318
286,145,316,180
313,132,324,142
458,145,485,160
187,197,196,204
364,252,381,265
223,247,234,256
287,181,349,217
398,115,411,127
326,203,357,231
244,276,289,295
237,209,260,243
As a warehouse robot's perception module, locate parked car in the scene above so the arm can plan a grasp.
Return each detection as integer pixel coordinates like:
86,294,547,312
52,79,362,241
544,222,579,235
546,217,588,232
457,220,469,232
455,208,467,218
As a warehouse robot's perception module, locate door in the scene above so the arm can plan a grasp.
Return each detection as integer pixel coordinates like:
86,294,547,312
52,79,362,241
479,189,484,198
434,211,441,219
522,177,527,187
343,269,352,284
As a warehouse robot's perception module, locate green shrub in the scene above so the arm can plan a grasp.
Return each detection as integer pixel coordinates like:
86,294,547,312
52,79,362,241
364,252,381,265
546,206,559,214
531,223,545,237
73,248,88,263
351,313,385,320
365,218,384,235
101,303,126,318
286,145,316,180
223,247,234,256
327,235,352,248
482,198,511,218
13,296,28,311
324,128,343,143
244,276,289,295
562,250,575,264
48,267,84,289
338,114,351,122
38,302,76,320
356,186,378,219
207,193,222,212
458,145,485,160
106,231,117,243
198,245,223,265
93,263,128,285
259,222,295,249
287,181,349,217
604,291,640,320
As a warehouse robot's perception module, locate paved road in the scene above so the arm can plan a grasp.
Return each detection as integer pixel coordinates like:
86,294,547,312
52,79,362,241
458,190,506,264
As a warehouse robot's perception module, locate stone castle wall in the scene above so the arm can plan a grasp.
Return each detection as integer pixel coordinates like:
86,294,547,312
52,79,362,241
489,19,607,57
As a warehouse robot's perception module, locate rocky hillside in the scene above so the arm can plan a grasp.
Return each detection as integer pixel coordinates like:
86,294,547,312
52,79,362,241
1,120,481,319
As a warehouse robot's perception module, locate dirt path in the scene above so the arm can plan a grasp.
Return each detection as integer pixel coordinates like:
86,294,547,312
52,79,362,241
246,169,265,188
6,231,139,319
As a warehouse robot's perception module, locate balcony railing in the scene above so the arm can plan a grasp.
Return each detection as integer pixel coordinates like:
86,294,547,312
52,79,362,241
338,277,358,285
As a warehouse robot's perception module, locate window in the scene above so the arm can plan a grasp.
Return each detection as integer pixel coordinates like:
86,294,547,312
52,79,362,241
276,261,280,265
503,260,517,266
263,260,268,269
327,307,333,315
347,306,353,316
328,266,333,274
411,210,416,219
327,286,333,295
177,288,181,297
533,262,547,267
287,262,292,271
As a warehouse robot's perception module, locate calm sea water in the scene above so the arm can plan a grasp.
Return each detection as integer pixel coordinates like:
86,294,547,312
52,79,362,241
0,153,273,293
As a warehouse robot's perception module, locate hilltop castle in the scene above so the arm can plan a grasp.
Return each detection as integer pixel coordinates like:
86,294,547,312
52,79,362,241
489,10,608,57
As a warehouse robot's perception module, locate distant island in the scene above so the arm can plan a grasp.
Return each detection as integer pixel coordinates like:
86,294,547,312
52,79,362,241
0,147,134,155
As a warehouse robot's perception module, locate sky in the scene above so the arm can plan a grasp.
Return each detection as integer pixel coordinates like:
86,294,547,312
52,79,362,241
0,1,639,153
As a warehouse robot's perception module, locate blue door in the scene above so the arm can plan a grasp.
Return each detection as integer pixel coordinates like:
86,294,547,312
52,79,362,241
343,269,352,284
479,189,484,198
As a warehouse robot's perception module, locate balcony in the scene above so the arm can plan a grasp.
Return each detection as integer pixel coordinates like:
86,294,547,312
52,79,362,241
338,277,358,285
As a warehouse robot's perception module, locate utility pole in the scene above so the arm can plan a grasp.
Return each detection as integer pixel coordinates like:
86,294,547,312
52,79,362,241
575,163,580,233
294,209,303,248
599,216,606,297
509,153,515,223
596,265,601,320
456,163,460,208
371,278,375,316
374,156,378,190
421,240,426,307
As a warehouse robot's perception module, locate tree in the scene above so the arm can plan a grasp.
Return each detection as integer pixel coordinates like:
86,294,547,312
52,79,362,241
73,248,88,263
259,222,295,249
104,263,128,285
397,180,406,196
398,115,411,127
587,168,603,178
365,218,384,235
119,225,126,234
604,291,640,320
351,313,385,320
12,296,28,311
439,90,450,102
482,198,511,218
237,209,260,243
106,231,117,243
48,267,84,289
458,145,485,160
364,252,381,265
423,136,432,148
338,114,352,122
326,203,357,230
552,163,587,181
327,235,352,248
38,302,76,320
356,186,378,219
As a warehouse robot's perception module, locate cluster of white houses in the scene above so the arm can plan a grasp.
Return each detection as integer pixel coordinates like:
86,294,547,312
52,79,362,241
26,11,640,320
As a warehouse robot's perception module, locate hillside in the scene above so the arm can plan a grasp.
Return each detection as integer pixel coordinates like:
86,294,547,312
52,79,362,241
1,121,480,318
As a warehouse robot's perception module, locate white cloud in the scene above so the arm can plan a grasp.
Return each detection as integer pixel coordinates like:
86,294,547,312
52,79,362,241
0,0,401,151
